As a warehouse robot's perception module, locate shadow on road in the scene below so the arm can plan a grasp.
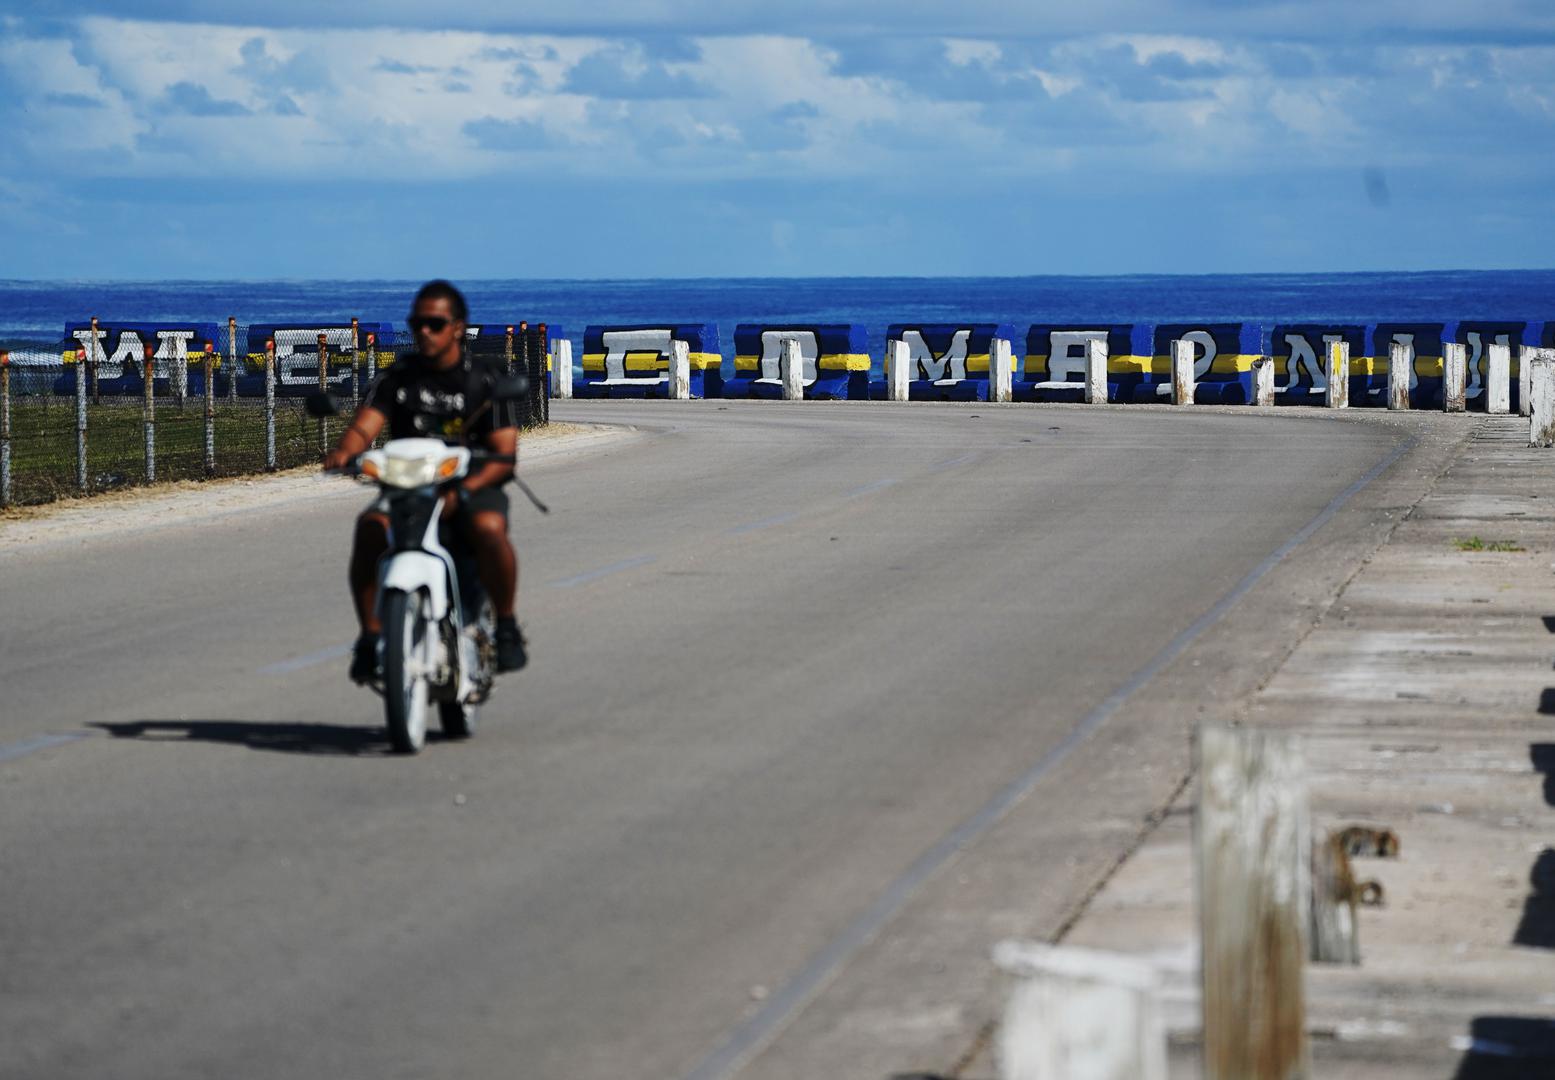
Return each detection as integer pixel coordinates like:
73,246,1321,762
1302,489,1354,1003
1450,1016,1555,1078
92,719,410,756
1534,743,1554,807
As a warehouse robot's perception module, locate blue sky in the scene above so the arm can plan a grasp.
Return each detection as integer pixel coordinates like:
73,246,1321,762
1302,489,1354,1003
2,1,1554,278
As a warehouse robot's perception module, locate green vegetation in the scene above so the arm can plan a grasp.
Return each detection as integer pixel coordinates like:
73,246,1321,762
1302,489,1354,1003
1452,536,1525,552
4,398,349,506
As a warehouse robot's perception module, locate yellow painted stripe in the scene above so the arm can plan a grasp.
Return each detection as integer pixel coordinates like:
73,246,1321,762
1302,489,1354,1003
1023,354,1154,376
735,354,871,372
580,351,721,373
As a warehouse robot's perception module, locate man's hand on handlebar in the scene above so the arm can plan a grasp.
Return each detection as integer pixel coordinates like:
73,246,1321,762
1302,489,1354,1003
323,448,357,472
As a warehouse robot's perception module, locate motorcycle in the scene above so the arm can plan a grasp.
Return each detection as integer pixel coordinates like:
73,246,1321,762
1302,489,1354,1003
308,382,530,753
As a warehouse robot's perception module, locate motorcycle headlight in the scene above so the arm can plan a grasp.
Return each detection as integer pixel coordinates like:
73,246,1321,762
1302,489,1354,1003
381,454,441,488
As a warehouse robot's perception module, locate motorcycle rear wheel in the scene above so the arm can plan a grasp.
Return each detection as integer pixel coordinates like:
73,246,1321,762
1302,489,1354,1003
439,596,493,740
382,588,431,754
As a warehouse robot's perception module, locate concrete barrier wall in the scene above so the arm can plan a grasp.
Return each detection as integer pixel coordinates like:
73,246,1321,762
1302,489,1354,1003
56,322,220,396
577,324,721,399
870,324,1018,401
724,324,869,400
1017,324,1150,403
1267,325,1369,405
1449,320,1541,412
1151,324,1264,405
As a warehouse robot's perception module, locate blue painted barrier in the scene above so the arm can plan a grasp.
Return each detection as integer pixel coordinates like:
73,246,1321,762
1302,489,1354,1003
242,322,394,397
576,324,721,398
1267,325,1370,405
1017,324,1150,402
54,322,220,396
724,325,869,400
871,324,1018,401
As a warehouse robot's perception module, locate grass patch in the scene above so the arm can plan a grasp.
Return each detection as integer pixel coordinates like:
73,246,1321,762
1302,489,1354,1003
1453,536,1525,552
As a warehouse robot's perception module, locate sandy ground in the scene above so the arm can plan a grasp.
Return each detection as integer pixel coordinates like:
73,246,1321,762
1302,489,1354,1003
0,422,630,552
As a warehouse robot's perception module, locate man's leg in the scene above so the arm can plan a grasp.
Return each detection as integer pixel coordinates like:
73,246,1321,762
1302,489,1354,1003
466,509,517,618
349,511,389,682
351,511,390,633
462,499,525,671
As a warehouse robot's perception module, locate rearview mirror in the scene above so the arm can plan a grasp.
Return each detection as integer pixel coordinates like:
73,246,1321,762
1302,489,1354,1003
305,391,340,418
494,374,530,401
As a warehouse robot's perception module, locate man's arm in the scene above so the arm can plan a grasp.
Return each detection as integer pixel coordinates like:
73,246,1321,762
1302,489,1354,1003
323,405,387,471
463,425,517,493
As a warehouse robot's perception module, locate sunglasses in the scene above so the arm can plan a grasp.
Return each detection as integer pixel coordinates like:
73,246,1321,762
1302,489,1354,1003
408,315,452,334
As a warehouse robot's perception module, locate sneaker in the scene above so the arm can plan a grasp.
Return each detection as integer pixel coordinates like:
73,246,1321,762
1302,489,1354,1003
349,632,381,683
496,621,528,673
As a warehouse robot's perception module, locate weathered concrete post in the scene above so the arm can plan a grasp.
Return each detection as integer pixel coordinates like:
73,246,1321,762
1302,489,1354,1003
780,337,803,401
668,339,691,400
203,342,215,476
1529,357,1555,448
264,339,277,471
1085,338,1109,405
554,338,574,399
75,337,89,492
1171,339,1194,406
1520,348,1535,417
1388,342,1412,411
1443,342,1467,413
316,332,329,459
1252,357,1275,407
0,350,11,509
1325,340,1349,409
994,941,1167,1080
886,339,910,402
990,336,1013,403
1197,723,1311,1080
226,316,239,403
142,341,156,483
1487,342,1511,415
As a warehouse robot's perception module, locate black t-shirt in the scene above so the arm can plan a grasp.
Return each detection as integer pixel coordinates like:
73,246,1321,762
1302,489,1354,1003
362,351,517,444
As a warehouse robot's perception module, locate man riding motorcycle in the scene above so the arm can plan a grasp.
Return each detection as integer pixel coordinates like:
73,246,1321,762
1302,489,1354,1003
324,280,527,681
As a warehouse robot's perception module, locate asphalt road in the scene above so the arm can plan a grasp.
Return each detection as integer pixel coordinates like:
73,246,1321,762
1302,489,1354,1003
0,401,1408,1079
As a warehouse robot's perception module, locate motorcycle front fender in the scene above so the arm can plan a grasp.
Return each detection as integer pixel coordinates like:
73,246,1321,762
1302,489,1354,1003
380,552,451,622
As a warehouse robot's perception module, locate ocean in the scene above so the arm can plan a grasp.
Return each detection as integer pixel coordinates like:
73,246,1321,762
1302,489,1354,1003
2,271,1551,367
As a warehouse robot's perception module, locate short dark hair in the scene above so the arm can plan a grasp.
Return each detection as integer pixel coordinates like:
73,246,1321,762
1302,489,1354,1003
413,279,468,323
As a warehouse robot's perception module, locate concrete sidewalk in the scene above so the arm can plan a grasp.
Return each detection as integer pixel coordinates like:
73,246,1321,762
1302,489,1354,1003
1061,415,1555,1078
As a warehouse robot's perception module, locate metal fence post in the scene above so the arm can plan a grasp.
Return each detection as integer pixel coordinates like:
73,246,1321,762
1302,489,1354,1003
203,342,215,476
76,338,89,492
317,332,329,460
350,317,361,408
90,315,101,405
366,332,377,388
227,316,238,403
505,324,515,376
1197,723,1311,1080
265,339,277,471
1,350,11,509
537,324,550,423
142,341,156,483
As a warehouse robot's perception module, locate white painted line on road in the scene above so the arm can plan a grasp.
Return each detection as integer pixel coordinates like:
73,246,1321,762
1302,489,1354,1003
259,641,353,676
728,512,801,536
679,436,1416,1080
0,732,90,764
842,478,899,499
928,452,980,472
548,553,659,589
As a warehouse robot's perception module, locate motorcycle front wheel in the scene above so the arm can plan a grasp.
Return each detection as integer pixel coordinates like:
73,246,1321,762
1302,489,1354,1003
382,587,431,754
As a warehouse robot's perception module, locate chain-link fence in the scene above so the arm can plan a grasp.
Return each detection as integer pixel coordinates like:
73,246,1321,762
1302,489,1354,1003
1,320,551,509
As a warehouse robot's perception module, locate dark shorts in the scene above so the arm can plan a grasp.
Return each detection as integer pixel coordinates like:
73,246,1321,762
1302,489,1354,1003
364,484,510,527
